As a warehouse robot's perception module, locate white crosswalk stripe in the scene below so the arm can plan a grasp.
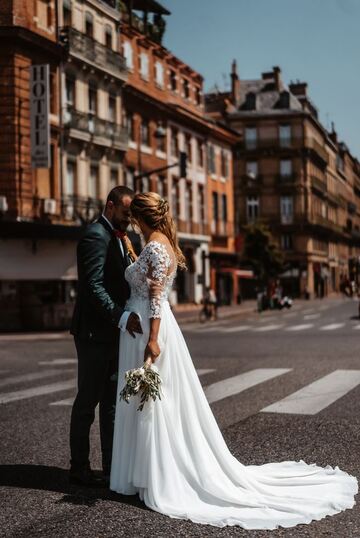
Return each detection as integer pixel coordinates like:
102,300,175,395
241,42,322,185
204,368,291,404
304,313,320,320
0,380,76,405
285,324,314,331
320,323,345,331
39,359,77,366
0,369,71,388
222,325,253,333
261,370,360,415
253,324,284,332
353,324,360,330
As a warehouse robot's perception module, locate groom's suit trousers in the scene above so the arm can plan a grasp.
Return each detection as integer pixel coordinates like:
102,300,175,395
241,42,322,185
70,337,118,472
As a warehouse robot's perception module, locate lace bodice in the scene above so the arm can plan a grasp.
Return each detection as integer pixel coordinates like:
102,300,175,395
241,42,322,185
125,240,176,318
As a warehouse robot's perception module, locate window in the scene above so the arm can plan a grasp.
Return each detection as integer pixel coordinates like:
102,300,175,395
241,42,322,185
66,160,75,195
185,135,192,163
208,145,216,175
65,76,75,108
155,61,164,88
245,127,257,149
220,150,228,178
126,112,135,141
108,93,116,122
126,168,135,190
171,128,179,157
279,125,291,147
198,185,205,230
140,118,150,146
123,41,133,70
110,168,118,189
170,70,177,92
88,83,97,115
280,159,292,177
336,154,344,172
280,196,294,224
85,12,94,38
140,52,149,80
89,166,98,199
195,86,201,105
185,182,192,221
63,0,72,26
171,179,180,219
281,234,293,250
212,192,219,221
246,196,259,222
142,176,150,193
157,176,167,198
246,161,258,179
183,79,190,99
155,123,166,152
221,194,227,222
105,25,112,49
196,139,204,168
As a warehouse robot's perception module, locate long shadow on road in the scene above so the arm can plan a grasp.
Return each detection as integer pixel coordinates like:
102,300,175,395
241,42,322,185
0,464,149,511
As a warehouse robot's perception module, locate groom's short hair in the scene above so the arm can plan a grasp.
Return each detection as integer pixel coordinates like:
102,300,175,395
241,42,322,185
106,186,134,206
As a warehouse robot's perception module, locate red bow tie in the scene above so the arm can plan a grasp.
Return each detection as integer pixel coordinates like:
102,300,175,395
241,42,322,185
113,229,127,240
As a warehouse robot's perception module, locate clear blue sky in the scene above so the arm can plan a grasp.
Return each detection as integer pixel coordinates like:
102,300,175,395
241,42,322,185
163,0,360,158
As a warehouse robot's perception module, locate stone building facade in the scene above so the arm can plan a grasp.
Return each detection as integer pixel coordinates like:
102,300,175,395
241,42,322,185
206,63,360,298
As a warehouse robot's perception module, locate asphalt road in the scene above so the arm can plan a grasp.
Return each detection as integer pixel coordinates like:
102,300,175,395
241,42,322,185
1,296,359,538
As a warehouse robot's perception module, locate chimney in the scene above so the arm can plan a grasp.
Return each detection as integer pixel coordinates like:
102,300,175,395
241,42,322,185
329,122,338,144
273,66,281,91
230,59,240,107
289,81,308,98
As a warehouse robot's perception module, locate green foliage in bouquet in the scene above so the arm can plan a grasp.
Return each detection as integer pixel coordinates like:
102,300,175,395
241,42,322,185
120,366,162,411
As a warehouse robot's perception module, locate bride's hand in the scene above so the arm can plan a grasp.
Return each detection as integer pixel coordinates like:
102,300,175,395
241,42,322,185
144,339,161,365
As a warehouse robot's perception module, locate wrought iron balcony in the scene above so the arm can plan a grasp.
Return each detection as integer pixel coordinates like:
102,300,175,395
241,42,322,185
64,109,128,150
241,174,263,187
60,26,127,80
61,195,103,223
276,172,298,184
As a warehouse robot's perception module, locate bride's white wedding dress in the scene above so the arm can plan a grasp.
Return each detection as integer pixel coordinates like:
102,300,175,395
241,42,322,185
110,240,358,530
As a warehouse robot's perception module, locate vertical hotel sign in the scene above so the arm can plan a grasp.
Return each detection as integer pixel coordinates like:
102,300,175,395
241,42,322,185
30,64,50,168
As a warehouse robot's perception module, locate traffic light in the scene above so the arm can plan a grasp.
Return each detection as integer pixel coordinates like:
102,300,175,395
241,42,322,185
179,151,187,178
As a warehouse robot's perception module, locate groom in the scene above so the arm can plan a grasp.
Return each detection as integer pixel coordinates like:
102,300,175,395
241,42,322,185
69,185,142,487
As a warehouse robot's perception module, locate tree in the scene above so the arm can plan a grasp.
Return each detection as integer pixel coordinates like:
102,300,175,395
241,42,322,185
242,222,284,285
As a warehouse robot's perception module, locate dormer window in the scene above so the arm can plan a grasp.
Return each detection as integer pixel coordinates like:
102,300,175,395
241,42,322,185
183,79,190,99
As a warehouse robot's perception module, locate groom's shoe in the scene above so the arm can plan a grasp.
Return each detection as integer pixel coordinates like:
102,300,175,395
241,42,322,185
69,468,107,488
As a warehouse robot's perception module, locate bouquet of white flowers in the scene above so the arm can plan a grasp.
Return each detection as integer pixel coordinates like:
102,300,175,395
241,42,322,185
119,364,162,411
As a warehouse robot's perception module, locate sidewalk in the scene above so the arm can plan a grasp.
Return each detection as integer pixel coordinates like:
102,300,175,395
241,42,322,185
173,300,257,324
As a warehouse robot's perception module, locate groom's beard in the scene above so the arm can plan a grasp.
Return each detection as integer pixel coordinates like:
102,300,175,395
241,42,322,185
111,216,130,232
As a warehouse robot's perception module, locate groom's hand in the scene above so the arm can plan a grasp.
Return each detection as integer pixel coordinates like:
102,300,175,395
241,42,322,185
126,312,143,338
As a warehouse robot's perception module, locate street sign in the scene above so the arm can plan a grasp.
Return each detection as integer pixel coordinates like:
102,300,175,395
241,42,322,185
30,64,50,169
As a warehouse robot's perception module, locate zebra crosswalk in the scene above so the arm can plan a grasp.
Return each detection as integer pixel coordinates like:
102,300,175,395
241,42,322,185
185,320,360,334
1,365,360,419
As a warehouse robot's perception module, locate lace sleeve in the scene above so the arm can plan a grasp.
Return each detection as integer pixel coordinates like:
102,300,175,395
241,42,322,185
139,241,172,318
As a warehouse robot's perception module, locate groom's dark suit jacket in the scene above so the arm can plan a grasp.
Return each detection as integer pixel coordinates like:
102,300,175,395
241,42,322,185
70,216,131,343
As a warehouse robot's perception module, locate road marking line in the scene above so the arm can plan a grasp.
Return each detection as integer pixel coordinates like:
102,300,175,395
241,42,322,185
302,308,315,314
261,370,360,415
196,368,216,376
352,324,360,329
204,368,292,404
253,324,284,332
0,370,71,388
222,325,252,333
286,324,314,331
0,333,69,342
304,313,320,320
320,323,345,331
38,359,77,366
0,380,76,405
50,397,74,406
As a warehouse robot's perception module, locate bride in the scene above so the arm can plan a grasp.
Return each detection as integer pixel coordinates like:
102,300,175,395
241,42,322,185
110,192,357,530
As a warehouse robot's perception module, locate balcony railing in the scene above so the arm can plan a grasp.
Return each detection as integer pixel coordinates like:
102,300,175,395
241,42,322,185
61,195,103,223
276,173,298,184
311,175,327,193
64,109,128,149
310,213,343,234
241,174,263,187
211,220,233,237
60,26,127,80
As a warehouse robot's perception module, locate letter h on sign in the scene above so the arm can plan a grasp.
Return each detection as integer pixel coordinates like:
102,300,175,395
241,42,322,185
30,64,51,169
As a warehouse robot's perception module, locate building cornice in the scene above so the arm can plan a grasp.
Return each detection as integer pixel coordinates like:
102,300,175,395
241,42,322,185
0,26,65,61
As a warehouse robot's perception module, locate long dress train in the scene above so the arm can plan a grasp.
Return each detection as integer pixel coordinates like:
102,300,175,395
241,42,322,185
110,240,357,530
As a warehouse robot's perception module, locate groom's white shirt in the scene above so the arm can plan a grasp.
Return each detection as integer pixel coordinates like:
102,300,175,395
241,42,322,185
101,213,132,332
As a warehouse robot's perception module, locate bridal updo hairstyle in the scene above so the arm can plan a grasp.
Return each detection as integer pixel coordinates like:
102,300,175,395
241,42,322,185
130,192,187,269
